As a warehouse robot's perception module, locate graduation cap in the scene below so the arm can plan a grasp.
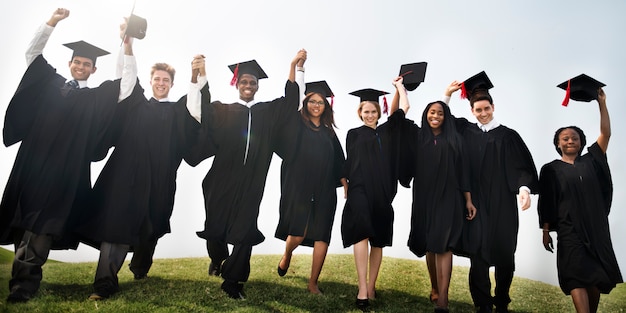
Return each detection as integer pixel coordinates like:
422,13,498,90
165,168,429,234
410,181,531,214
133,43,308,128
63,40,110,66
228,60,268,86
124,14,147,39
557,74,606,106
306,80,334,106
460,71,493,100
350,88,390,114
398,62,427,91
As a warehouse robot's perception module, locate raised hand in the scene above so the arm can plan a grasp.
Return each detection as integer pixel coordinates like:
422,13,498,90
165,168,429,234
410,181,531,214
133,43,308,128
47,8,70,27
445,80,462,97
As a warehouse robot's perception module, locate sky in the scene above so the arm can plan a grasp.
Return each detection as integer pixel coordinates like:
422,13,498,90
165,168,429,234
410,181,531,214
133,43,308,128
1,1,625,287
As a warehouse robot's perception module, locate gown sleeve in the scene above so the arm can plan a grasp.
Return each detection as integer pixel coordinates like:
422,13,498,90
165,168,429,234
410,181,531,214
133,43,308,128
588,142,613,214
503,130,539,193
537,163,559,230
4,55,63,146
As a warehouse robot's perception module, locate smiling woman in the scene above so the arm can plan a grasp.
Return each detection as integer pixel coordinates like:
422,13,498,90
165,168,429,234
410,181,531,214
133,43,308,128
1,1,625,292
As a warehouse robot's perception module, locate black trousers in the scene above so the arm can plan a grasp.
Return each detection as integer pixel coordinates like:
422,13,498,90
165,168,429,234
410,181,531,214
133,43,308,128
9,231,53,296
93,242,129,294
207,240,252,283
469,255,515,308
129,237,158,277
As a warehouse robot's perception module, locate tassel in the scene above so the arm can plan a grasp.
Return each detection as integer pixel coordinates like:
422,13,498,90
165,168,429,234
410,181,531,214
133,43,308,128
460,82,468,99
230,64,239,86
331,96,334,108
561,79,571,107
383,95,388,115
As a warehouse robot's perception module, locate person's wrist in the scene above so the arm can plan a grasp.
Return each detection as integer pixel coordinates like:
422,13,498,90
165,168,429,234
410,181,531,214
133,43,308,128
297,66,305,72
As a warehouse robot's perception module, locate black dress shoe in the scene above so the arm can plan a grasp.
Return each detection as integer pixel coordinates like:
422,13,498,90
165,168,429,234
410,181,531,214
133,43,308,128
495,306,509,313
221,280,245,300
356,298,370,312
134,273,147,280
6,290,31,303
208,261,221,277
477,305,493,313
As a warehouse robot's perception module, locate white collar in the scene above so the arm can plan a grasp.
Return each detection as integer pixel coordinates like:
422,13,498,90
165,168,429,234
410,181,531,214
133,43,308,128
477,118,500,132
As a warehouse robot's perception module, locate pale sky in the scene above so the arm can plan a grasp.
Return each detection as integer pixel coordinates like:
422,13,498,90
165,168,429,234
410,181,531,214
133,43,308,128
1,1,625,287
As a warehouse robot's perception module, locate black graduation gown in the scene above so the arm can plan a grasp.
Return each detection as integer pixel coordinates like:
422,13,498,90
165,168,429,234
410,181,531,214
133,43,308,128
340,109,404,248
0,55,121,248
398,117,469,257
193,81,299,246
274,117,345,247
538,142,622,294
454,117,539,265
75,82,208,247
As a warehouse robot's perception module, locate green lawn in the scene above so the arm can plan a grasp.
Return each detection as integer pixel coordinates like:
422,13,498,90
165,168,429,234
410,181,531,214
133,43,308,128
0,247,624,312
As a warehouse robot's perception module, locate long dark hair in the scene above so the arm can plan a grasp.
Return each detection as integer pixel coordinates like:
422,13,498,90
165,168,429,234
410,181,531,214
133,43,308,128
420,100,461,155
553,126,586,156
301,92,337,135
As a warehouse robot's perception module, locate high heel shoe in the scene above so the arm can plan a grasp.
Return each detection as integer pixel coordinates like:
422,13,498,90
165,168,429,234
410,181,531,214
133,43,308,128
355,298,370,312
277,257,288,277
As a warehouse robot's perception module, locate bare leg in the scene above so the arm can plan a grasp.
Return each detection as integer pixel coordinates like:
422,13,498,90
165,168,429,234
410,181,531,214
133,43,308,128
435,251,453,308
368,246,383,299
571,287,590,313
353,239,369,300
308,241,328,294
280,235,304,272
426,252,439,302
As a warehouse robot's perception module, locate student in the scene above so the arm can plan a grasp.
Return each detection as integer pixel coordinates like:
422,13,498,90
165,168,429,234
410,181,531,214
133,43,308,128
190,50,305,299
77,19,209,298
341,83,404,312
275,78,346,295
538,76,622,313
0,8,136,303
444,72,538,313
394,65,476,312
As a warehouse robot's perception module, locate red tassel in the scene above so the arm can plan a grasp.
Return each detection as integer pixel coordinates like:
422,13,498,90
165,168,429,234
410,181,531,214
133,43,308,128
460,82,468,99
383,95,388,115
331,96,334,108
230,64,239,86
561,79,571,107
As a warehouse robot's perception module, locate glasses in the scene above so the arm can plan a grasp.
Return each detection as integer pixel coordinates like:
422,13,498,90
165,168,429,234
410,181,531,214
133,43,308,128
307,100,325,106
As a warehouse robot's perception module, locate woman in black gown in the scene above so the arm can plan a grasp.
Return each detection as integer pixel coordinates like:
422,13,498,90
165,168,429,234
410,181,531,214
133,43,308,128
394,76,476,312
341,80,405,311
538,85,622,313
275,74,346,294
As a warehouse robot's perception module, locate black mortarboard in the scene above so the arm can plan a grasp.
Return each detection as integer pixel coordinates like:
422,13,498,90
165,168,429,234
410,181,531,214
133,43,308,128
305,81,334,98
125,14,147,39
461,71,493,99
63,40,110,65
399,62,427,91
557,74,606,106
228,60,268,86
350,88,390,113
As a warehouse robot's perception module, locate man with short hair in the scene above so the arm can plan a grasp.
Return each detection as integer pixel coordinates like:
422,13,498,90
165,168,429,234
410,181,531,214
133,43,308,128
76,22,208,298
0,8,137,303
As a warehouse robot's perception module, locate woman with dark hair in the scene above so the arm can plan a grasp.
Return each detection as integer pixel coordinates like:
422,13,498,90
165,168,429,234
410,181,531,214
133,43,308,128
274,62,346,294
395,77,476,313
538,87,622,313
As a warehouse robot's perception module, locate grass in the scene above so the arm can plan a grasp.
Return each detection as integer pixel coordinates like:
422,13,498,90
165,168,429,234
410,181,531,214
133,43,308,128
0,247,624,312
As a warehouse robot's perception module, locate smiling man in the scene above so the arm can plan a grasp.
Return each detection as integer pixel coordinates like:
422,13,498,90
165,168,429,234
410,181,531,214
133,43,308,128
443,72,539,313
0,8,136,303
189,51,305,299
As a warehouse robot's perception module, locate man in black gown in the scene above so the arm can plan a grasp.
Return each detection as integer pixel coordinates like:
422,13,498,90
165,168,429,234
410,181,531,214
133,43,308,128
75,21,209,299
0,8,137,303
444,72,538,313
190,52,304,299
